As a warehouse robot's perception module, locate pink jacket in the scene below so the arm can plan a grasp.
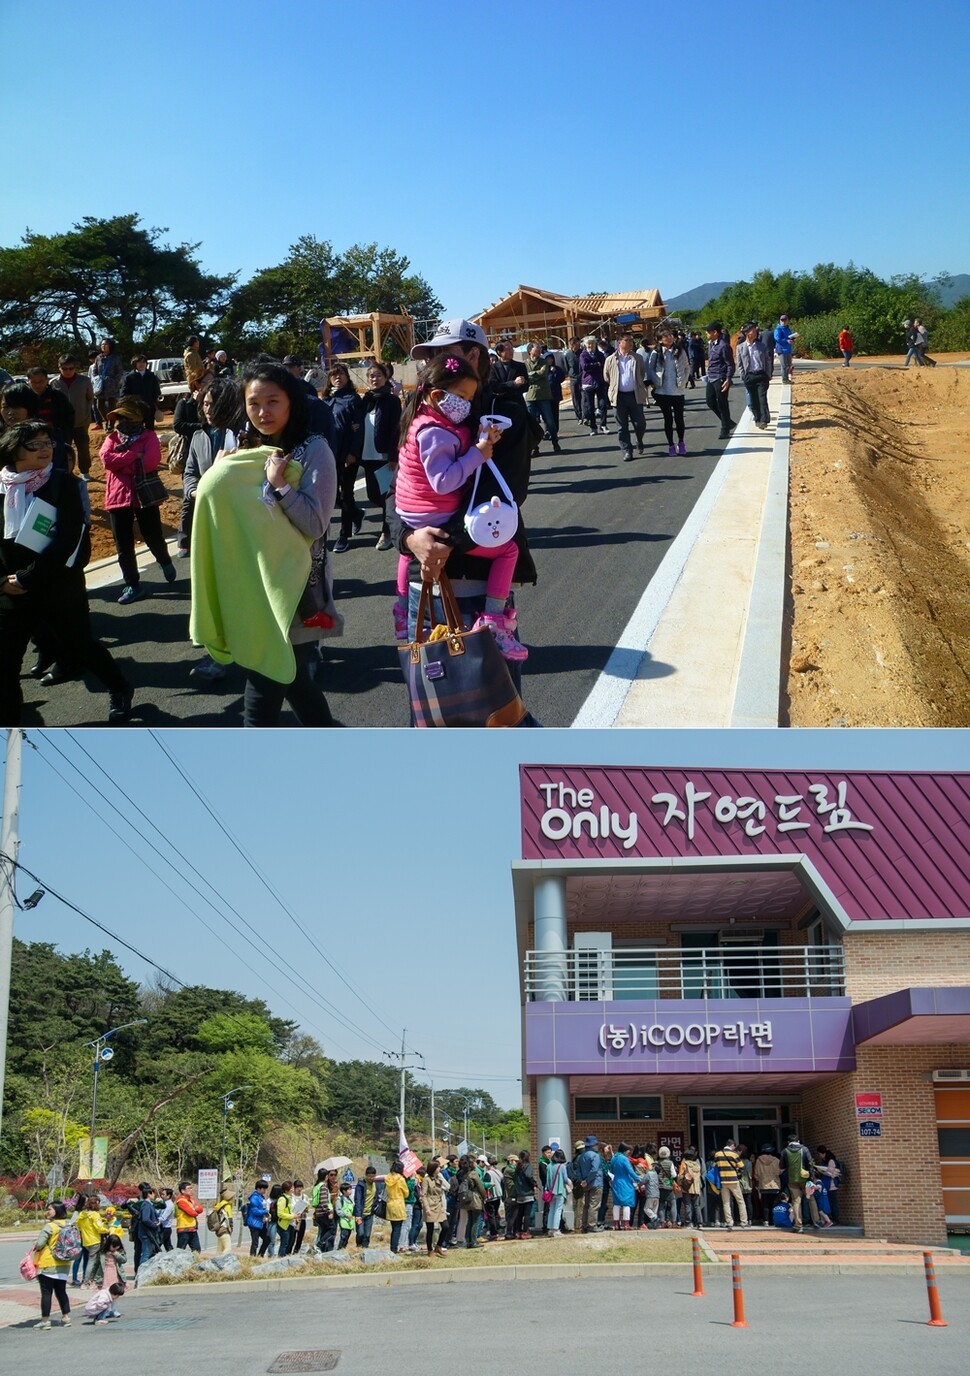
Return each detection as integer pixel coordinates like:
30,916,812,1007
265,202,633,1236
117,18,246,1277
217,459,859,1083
100,429,162,509
395,407,476,519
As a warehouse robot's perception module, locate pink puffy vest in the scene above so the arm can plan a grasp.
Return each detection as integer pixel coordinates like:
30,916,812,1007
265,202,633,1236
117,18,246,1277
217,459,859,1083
395,405,472,516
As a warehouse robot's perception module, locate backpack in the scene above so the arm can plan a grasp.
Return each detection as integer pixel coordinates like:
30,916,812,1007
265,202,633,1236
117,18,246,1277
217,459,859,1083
785,1145,809,1183
167,430,188,474
240,1198,250,1226
658,1159,675,1190
51,1221,82,1261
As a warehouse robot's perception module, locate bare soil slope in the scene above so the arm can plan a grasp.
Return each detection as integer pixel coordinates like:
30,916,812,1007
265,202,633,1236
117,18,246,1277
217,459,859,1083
785,368,970,726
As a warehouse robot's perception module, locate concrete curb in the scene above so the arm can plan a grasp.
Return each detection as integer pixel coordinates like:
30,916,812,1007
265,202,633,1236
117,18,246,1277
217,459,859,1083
571,437,739,728
122,1255,963,1301
730,385,792,727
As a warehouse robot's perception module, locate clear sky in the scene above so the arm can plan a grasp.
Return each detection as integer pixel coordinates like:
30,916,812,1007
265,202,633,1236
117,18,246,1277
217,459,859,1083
5,727,963,1108
2,1,967,322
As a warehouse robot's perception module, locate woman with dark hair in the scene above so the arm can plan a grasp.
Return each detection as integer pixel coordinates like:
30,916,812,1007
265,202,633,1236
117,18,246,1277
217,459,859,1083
360,360,401,551
179,375,245,559
648,326,691,456
92,338,125,430
456,1154,486,1248
189,361,339,726
383,1160,409,1253
31,1200,72,1329
510,1150,536,1239
324,362,365,553
1,421,132,724
121,355,163,428
421,1158,449,1257
1,381,40,431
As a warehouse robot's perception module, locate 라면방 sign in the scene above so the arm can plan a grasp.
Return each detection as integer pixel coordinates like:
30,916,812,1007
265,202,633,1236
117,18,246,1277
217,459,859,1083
855,1092,883,1117
859,1120,882,1139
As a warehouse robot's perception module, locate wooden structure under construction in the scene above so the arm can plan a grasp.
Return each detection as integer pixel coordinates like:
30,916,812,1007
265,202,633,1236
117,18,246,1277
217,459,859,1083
320,311,415,365
471,284,667,345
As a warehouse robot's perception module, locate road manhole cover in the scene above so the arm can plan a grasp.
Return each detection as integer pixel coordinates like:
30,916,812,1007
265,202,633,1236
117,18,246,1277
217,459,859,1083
268,1354,340,1373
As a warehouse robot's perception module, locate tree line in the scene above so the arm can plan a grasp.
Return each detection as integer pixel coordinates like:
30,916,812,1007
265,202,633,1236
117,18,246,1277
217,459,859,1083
2,940,525,1194
0,215,443,371
684,263,970,355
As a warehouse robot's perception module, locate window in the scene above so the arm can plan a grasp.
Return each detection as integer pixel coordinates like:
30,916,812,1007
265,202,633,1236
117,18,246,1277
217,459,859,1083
574,1095,664,1121
574,1096,616,1120
618,1095,663,1121
938,1128,970,1156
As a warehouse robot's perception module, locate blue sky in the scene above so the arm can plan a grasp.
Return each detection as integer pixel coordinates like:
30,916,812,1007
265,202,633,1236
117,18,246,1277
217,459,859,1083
2,1,967,322
6,727,963,1107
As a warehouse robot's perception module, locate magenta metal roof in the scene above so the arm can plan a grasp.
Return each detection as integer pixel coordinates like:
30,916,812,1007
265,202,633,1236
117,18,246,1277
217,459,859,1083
520,767,970,922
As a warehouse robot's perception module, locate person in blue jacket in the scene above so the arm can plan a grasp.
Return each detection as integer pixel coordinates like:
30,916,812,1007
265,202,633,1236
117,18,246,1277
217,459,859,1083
773,314,795,383
246,1179,270,1256
608,1142,639,1229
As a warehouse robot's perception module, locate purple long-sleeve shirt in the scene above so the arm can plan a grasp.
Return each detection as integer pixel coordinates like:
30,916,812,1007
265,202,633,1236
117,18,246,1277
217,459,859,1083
395,425,486,526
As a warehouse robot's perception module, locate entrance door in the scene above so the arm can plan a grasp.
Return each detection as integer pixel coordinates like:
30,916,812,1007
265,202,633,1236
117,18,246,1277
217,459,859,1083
700,1106,784,1164
935,1086,970,1227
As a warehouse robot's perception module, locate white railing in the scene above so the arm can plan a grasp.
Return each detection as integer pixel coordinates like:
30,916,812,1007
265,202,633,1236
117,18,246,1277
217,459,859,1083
524,944,845,1001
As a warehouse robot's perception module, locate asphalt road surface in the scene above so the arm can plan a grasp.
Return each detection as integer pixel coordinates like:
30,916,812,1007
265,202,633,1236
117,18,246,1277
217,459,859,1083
19,391,741,729
2,1257,968,1376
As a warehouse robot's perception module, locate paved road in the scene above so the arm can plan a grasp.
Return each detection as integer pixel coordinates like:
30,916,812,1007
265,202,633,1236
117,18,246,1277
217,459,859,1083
19,393,733,729
2,1266,967,1374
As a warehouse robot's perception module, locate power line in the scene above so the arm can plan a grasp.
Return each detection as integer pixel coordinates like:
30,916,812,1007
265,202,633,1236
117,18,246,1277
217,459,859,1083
148,732,421,1058
28,733,385,1059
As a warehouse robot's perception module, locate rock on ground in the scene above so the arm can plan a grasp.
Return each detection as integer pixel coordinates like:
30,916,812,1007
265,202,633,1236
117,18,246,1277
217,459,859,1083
198,1253,242,1276
135,1248,200,1286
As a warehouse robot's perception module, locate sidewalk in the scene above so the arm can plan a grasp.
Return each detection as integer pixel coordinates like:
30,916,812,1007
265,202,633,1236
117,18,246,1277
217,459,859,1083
574,377,790,728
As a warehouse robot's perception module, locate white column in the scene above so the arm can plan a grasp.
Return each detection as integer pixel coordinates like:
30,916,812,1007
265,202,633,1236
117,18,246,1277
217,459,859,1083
534,875,567,1002
536,1075,571,1157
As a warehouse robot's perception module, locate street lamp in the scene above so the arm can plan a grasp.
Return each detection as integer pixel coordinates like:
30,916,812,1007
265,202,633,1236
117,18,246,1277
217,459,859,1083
219,1086,252,1185
84,1020,147,1181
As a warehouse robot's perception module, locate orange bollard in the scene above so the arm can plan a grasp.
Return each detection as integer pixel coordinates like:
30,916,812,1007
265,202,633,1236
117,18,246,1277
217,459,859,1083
923,1251,948,1327
690,1235,705,1297
730,1252,748,1328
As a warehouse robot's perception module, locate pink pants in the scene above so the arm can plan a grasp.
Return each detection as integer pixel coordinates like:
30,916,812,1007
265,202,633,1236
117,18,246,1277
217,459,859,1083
396,539,517,604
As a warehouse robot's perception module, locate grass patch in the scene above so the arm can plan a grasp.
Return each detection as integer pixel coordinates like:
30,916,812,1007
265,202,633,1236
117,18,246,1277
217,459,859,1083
146,1230,693,1285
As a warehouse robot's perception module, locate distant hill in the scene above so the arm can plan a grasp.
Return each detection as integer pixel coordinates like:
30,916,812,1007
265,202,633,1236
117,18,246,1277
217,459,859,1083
666,281,735,312
931,274,970,307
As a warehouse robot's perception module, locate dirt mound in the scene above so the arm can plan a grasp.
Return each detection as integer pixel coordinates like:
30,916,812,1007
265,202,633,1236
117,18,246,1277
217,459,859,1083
785,368,970,726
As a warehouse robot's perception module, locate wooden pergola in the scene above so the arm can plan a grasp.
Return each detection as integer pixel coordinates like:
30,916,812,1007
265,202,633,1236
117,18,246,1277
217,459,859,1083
320,311,415,365
471,284,667,345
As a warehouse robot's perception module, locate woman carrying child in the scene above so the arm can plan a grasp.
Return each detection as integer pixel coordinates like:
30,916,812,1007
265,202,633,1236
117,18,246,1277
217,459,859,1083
393,353,525,661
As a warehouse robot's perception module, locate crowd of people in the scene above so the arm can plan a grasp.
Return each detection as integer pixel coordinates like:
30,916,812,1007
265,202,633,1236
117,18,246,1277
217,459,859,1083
25,1133,844,1329
0,311,856,727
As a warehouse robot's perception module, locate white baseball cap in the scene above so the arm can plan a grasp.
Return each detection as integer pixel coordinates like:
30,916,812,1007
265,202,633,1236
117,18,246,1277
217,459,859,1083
412,318,488,360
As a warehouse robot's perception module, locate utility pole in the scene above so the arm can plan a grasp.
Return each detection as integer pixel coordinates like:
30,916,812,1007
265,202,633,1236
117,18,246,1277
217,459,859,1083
384,1029,424,1145
430,1082,436,1154
0,730,23,1152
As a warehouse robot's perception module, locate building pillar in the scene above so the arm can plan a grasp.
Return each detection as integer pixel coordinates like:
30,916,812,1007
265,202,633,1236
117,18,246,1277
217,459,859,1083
534,875,567,1002
536,1075,571,1159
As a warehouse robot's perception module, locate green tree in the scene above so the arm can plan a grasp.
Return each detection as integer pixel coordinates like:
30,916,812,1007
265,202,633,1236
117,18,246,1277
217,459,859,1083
216,235,442,360
324,1059,402,1137
0,214,234,358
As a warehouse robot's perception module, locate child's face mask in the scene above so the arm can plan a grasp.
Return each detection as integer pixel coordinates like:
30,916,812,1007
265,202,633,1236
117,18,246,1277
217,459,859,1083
437,391,472,424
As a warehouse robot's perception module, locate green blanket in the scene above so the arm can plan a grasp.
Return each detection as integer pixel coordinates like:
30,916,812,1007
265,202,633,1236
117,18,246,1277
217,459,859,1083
189,445,310,684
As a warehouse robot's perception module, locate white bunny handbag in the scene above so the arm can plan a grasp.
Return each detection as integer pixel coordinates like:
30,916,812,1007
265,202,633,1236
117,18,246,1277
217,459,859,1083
463,459,519,548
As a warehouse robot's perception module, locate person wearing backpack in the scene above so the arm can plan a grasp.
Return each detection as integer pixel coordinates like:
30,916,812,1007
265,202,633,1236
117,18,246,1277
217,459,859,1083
655,1146,679,1228
132,1183,162,1268
31,1200,74,1329
209,1183,235,1255
677,1145,703,1229
275,1180,294,1256
784,1134,820,1232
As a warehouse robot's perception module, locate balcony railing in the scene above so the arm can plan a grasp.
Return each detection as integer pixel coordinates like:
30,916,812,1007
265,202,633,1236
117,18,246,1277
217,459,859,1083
524,944,846,1001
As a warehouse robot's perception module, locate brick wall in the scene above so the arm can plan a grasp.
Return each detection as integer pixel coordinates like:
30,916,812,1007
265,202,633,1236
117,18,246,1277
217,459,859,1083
844,931,970,1002
801,1043,970,1246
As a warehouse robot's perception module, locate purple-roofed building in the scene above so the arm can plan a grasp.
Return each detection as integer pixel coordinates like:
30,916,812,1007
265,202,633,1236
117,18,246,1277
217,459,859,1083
513,766,970,1246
